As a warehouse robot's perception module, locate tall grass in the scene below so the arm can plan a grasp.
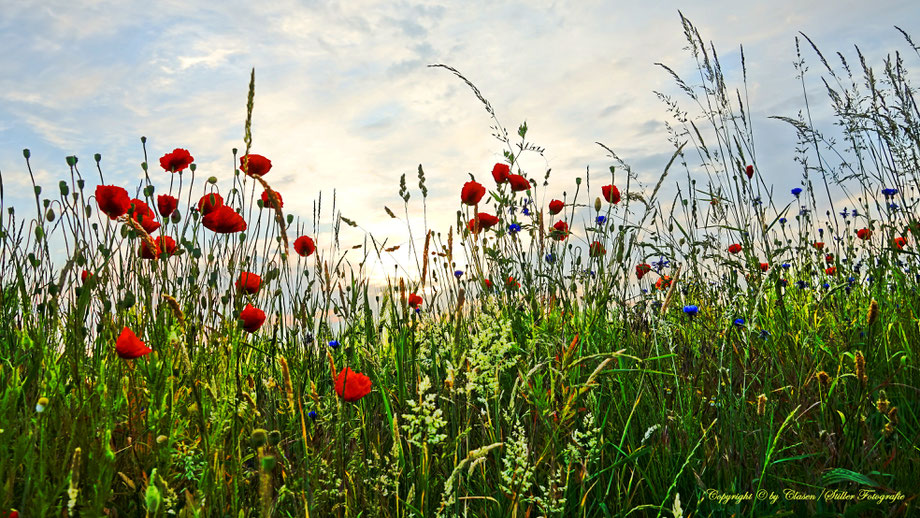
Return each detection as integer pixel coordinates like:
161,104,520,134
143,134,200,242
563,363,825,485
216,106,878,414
0,14,917,517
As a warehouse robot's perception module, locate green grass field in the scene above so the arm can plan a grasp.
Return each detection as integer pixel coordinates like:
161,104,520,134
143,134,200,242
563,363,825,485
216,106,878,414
0,15,918,518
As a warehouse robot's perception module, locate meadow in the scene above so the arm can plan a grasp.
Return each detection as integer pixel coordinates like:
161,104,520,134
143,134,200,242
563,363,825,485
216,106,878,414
0,15,918,517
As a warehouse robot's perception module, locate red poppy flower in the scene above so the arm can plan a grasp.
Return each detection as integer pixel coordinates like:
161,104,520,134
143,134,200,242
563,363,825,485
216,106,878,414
95,185,131,219
893,236,907,249
261,189,283,209
728,243,742,254
128,199,160,234
236,272,262,294
825,266,837,275
745,165,754,179
157,194,178,217
483,278,493,289
202,206,247,234
492,163,510,184
589,241,606,257
825,254,834,264
139,236,176,259
408,293,423,309
294,235,316,257
460,181,486,205
3,511,19,518
240,304,266,333
856,228,872,240
335,367,373,402
80,270,92,284
468,213,499,234
602,184,621,204
198,193,224,215
635,263,651,279
759,262,769,272
506,276,520,289
508,174,530,192
812,242,824,250
240,154,272,177
548,199,564,215
550,220,569,240
116,327,152,359
159,148,194,173
656,276,672,290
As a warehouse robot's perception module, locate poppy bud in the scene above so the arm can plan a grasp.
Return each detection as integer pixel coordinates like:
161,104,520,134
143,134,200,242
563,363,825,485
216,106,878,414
251,428,269,448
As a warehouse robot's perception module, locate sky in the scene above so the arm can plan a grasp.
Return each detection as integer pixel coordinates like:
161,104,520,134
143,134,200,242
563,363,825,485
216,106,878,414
1,0,918,282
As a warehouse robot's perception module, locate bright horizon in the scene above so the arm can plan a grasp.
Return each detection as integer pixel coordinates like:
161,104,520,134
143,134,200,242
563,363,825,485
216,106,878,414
1,1,918,287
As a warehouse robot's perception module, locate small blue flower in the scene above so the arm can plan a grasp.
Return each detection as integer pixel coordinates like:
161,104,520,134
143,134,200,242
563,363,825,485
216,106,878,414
653,257,670,272
308,410,317,420
781,263,790,269
779,218,787,225
791,188,802,197
799,208,810,216
454,270,463,278
522,207,530,216
733,318,745,326
683,305,699,316
822,283,830,289
752,197,762,206
851,209,859,217
596,215,606,225
545,253,555,263
328,340,339,349
818,228,824,236
839,208,849,218
415,307,421,314
847,277,856,284
508,223,521,233
882,188,898,197
888,203,899,211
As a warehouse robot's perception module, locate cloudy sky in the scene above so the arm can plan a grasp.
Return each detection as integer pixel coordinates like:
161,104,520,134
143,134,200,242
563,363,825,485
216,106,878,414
1,0,917,280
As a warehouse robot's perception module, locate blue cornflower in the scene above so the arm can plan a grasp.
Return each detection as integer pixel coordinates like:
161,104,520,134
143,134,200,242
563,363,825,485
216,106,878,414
641,288,648,294
791,188,803,197
522,207,530,216
781,263,791,269
508,223,521,233
888,203,899,211
415,307,421,314
847,277,856,284
545,253,555,263
308,410,317,420
780,218,787,225
799,208,810,216
851,209,859,217
454,270,463,278
882,188,898,197
823,283,830,289
733,318,745,326
840,208,849,218
596,215,606,225
328,340,339,349
683,305,699,316
653,257,670,272
818,228,824,236
752,197,762,206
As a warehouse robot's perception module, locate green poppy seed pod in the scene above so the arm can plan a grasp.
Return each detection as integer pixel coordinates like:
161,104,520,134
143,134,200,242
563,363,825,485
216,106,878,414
261,455,277,471
94,153,102,163
156,435,168,444
66,156,77,166
59,181,69,197
268,430,281,446
141,161,148,171
23,148,31,159
232,147,238,155
143,185,155,197
140,136,147,144
46,209,55,222
207,176,218,185
145,483,161,513
34,185,42,196
251,428,268,448
170,211,181,224
594,197,602,212
189,163,196,172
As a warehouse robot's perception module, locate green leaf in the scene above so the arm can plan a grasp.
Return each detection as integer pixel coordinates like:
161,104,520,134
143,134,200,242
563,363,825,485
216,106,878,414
821,468,879,488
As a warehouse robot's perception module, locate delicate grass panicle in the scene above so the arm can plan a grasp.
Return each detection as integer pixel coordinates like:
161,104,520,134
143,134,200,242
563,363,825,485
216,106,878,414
0,14,917,518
